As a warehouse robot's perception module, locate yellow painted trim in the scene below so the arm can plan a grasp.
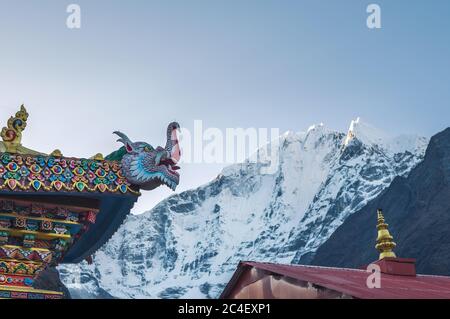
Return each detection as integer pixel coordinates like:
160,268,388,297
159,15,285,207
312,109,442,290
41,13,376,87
0,212,80,226
0,178,141,196
0,258,45,266
0,285,63,295
0,244,51,253
0,227,71,240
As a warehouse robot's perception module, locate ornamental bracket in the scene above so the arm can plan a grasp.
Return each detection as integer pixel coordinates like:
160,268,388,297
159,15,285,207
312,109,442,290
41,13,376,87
1,104,29,153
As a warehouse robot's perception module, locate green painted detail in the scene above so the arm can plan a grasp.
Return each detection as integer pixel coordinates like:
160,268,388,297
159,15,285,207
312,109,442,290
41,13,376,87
105,146,127,162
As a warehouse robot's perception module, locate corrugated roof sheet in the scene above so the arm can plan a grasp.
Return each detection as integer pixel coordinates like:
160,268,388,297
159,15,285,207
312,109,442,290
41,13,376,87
230,261,450,299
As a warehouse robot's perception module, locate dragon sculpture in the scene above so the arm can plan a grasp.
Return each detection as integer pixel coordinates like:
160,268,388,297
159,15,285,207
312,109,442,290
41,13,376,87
105,122,181,191
0,105,182,192
0,106,183,299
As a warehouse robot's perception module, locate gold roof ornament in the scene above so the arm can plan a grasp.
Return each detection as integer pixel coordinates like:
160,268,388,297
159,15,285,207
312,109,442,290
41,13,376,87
91,153,104,161
1,104,29,153
50,149,63,157
375,209,397,259
0,105,45,155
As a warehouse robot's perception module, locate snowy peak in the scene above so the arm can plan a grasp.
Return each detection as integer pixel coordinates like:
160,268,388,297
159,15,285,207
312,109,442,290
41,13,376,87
344,117,389,147
344,117,427,155
306,123,326,134
60,119,429,299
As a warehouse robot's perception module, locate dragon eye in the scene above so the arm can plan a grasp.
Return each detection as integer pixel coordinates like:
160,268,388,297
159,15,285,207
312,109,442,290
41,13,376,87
144,146,153,152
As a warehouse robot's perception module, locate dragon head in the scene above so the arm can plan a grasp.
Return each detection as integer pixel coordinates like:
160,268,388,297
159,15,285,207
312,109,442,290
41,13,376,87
113,122,181,191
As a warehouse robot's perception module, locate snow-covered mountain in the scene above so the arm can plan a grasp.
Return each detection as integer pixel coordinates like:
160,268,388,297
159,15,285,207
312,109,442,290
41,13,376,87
59,118,428,299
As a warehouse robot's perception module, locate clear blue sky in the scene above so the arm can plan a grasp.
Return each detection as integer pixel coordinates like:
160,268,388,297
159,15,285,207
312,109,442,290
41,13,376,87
0,1,449,212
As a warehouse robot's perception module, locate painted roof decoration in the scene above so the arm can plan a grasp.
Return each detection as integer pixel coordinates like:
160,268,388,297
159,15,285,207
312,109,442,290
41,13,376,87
0,105,140,196
0,152,140,196
0,105,42,156
0,105,181,299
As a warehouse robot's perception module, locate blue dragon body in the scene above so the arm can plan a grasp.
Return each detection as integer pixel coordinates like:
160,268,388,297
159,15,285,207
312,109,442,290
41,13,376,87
106,122,181,191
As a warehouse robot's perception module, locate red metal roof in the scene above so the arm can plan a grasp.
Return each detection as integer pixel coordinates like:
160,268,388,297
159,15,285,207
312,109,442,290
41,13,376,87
224,261,450,299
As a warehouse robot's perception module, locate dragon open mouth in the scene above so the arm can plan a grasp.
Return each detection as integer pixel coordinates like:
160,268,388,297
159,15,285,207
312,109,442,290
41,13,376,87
113,122,181,191
159,157,180,177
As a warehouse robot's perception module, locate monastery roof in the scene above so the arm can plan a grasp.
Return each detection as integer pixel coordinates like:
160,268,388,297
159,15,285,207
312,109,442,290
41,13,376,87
221,261,450,299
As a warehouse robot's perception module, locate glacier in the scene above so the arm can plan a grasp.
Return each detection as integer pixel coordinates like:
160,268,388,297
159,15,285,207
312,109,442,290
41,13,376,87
59,118,428,299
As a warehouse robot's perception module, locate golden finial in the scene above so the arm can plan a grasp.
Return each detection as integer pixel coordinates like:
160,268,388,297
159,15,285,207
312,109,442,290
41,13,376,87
1,104,29,153
93,153,104,161
50,149,63,157
375,209,397,259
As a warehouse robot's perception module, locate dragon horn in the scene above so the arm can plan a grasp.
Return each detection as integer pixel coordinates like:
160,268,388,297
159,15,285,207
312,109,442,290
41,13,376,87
113,131,135,153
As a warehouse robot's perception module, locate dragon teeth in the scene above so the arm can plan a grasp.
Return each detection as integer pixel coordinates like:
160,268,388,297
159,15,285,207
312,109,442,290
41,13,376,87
154,174,176,191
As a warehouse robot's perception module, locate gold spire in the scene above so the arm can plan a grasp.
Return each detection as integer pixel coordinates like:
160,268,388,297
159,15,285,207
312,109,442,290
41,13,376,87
1,104,29,153
375,209,397,259
50,149,63,157
92,153,104,161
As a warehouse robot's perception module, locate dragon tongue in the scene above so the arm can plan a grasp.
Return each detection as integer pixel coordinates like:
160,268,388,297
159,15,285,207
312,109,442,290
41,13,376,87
170,129,181,163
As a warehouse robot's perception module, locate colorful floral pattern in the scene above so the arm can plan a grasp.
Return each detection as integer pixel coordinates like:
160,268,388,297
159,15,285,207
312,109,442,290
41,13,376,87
0,246,52,264
0,260,42,276
0,153,140,195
